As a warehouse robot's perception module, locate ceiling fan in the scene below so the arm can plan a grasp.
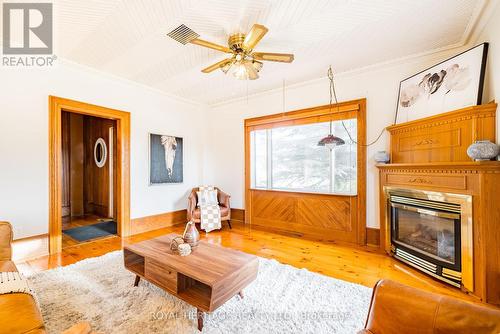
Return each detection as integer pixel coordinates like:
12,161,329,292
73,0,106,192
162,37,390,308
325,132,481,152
167,23,294,80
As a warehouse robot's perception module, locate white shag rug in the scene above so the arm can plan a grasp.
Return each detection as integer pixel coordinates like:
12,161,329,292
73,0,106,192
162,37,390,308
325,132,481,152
27,251,372,333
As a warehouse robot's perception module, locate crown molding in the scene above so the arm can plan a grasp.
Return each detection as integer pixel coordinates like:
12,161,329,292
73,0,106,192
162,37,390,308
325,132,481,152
56,58,204,108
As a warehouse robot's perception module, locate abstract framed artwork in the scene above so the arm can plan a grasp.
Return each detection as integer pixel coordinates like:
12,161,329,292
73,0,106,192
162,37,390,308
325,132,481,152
149,133,183,184
395,43,488,124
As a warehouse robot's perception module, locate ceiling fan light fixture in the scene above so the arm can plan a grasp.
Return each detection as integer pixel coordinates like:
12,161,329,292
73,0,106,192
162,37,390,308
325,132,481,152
220,61,233,74
252,60,263,72
232,61,249,80
244,61,259,80
178,23,293,80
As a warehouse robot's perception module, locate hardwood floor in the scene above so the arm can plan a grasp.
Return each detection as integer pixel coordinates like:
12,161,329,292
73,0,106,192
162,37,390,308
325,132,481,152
17,222,483,304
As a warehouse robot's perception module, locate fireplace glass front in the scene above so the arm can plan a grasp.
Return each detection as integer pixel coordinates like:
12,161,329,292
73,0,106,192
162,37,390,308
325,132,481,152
390,196,461,272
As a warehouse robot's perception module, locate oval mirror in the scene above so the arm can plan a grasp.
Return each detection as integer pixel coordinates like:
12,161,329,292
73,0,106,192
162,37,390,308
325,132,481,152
94,138,107,168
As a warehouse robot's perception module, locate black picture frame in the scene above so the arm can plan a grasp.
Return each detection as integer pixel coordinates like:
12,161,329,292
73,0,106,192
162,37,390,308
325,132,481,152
395,43,488,124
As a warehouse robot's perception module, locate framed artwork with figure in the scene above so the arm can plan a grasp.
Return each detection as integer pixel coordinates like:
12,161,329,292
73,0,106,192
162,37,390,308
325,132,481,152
149,133,183,184
395,43,488,124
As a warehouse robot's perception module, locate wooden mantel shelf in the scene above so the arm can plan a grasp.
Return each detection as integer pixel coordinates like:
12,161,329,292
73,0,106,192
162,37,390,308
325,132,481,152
377,161,500,172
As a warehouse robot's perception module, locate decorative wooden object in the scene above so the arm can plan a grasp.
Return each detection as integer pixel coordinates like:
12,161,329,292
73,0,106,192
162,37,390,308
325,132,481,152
377,102,500,306
49,96,131,254
244,99,367,245
387,103,496,163
124,234,259,331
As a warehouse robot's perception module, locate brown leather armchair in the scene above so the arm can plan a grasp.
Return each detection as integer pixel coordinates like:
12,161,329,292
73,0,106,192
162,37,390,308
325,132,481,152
187,187,232,229
359,279,500,334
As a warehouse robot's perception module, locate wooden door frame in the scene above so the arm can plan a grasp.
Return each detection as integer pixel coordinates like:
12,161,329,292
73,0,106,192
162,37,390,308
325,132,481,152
49,96,130,254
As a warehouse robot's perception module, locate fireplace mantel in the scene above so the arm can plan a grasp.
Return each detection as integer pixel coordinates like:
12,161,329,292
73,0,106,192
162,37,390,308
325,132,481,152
377,103,500,306
378,161,500,305
377,161,500,173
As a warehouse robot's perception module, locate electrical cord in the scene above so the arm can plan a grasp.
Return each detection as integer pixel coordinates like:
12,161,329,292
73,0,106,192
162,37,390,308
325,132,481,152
328,66,389,146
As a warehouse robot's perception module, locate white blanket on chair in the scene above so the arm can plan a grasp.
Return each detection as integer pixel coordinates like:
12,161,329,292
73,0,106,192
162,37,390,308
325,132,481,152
0,272,37,302
199,185,222,233
200,204,221,233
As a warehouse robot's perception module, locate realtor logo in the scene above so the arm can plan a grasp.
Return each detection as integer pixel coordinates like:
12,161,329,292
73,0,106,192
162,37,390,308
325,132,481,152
2,3,53,55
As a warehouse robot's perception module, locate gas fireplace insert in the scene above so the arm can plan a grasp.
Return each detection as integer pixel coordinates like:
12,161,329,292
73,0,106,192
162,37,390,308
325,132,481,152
385,187,473,288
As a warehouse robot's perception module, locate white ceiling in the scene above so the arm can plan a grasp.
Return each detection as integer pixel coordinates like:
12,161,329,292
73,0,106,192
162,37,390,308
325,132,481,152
2,0,487,105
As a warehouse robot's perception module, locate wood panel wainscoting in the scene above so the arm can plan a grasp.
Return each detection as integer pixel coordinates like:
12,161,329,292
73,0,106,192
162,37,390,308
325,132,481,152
49,96,130,254
244,99,367,245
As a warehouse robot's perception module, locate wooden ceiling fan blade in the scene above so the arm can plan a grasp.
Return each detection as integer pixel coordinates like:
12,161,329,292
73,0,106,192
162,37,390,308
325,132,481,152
243,24,268,50
190,38,231,53
252,52,294,63
201,58,233,73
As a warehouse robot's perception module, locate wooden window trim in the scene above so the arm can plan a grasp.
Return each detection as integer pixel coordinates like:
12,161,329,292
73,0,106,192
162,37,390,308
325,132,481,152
244,98,367,245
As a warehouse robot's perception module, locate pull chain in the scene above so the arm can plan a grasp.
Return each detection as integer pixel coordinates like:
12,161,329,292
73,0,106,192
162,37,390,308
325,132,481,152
282,78,286,113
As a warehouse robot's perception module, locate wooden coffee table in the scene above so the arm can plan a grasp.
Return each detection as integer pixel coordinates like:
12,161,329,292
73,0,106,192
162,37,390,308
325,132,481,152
123,233,259,331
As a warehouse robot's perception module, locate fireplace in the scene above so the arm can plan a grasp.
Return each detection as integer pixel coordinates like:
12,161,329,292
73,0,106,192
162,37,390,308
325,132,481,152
384,187,473,289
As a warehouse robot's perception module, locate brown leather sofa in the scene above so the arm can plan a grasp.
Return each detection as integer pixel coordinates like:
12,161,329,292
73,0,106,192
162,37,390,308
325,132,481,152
0,222,94,334
187,187,232,229
359,279,500,334
0,221,46,334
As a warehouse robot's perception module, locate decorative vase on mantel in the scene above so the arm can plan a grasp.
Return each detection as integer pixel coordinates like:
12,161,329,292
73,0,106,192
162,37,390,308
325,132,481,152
374,151,390,164
466,140,500,161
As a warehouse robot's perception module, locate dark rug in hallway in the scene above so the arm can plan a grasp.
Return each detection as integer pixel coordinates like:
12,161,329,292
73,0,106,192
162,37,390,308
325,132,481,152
63,221,117,242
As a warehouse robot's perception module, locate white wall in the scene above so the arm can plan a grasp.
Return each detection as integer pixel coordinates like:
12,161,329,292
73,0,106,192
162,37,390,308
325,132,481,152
477,1,500,141
0,62,205,239
204,34,500,228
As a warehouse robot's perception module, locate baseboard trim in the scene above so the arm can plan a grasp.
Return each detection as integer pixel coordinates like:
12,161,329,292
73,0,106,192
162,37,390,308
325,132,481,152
12,234,49,262
231,208,245,222
366,227,380,246
131,209,187,235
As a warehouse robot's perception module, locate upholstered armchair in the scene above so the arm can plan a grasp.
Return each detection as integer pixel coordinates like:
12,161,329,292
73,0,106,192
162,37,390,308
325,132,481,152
187,187,232,229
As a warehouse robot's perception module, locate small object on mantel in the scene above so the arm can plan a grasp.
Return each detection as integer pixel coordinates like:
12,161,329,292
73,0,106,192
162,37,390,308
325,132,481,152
466,140,500,161
374,151,390,163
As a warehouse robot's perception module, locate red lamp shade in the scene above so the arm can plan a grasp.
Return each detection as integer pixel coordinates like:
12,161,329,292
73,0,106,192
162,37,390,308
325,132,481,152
317,134,345,149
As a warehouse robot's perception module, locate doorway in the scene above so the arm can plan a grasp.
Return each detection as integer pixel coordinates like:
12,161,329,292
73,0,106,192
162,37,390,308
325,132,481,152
61,112,118,247
49,96,130,254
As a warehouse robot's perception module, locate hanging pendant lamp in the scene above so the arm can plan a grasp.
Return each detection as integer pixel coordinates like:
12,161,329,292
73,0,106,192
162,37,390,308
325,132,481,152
318,66,345,149
318,121,345,149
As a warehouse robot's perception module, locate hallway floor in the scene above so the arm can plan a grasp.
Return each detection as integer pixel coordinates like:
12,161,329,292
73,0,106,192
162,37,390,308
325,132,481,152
62,215,116,248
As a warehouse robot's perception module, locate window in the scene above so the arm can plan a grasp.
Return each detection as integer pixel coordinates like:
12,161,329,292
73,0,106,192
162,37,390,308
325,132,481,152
250,119,357,195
